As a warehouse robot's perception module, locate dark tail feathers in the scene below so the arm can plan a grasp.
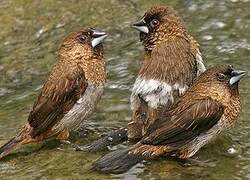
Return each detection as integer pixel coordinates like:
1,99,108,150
0,136,21,159
93,149,144,174
86,128,128,152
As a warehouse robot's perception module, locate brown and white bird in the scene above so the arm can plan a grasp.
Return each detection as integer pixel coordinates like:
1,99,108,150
84,5,206,152
128,5,206,140
94,65,246,174
0,28,108,159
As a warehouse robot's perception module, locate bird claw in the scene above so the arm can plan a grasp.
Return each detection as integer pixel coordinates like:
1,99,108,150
73,145,90,151
60,140,71,145
59,140,86,151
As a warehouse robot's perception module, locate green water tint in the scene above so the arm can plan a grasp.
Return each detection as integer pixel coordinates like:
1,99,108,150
0,0,249,179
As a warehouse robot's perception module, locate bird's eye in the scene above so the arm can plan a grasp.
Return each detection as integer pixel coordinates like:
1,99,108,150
150,19,159,27
217,73,227,81
78,35,86,43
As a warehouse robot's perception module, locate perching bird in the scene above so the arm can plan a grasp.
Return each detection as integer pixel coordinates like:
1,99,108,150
128,5,206,140
94,65,246,174
0,28,108,159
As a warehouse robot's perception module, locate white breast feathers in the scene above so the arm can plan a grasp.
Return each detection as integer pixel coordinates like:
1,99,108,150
130,77,188,110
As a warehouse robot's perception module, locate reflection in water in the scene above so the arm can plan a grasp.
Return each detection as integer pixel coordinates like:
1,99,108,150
0,0,249,179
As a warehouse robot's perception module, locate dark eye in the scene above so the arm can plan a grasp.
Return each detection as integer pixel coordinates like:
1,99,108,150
78,35,86,43
217,73,227,81
150,19,159,27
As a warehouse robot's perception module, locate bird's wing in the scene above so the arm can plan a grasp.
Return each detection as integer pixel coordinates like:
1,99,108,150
141,97,224,147
28,65,88,137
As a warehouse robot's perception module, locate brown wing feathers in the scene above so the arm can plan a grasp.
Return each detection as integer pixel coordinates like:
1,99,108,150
28,66,87,137
142,97,224,147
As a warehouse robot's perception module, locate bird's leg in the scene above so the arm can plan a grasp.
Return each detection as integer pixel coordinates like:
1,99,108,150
56,129,85,151
128,95,148,140
127,111,144,140
142,107,158,136
56,129,70,140
57,129,71,147
59,140,86,151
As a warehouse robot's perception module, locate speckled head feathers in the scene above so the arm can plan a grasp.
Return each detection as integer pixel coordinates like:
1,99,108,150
143,5,180,22
59,28,107,57
191,65,246,94
132,5,187,49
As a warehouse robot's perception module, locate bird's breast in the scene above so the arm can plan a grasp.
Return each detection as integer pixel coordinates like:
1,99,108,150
223,96,241,127
130,77,188,110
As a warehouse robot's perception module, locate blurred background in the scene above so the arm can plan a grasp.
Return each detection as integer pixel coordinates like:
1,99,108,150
0,0,249,179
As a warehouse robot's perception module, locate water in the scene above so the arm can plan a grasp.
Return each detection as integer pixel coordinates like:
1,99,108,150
0,0,249,179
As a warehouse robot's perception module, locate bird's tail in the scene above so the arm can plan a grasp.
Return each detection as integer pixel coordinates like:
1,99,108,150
85,128,128,152
93,148,144,174
0,136,22,159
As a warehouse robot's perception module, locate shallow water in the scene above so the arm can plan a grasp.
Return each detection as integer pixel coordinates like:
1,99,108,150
0,0,249,179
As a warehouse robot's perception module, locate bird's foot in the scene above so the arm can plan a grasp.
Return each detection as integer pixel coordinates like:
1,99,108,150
59,140,86,151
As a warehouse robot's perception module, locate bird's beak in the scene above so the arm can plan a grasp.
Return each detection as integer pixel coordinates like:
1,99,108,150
91,29,108,48
131,19,149,34
229,70,247,86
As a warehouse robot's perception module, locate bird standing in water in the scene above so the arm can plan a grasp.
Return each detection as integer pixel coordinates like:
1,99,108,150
85,5,206,151
0,28,108,159
128,5,206,140
94,65,246,174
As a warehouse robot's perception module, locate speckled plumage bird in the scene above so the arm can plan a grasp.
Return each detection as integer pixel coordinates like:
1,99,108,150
128,5,206,140
0,28,108,159
94,65,246,174
83,5,206,152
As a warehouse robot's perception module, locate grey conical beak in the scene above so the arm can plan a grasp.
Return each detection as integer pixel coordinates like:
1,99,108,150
229,70,246,86
91,29,108,48
131,19,149,34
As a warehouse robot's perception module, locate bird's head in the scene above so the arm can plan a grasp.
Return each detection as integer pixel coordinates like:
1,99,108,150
193,65,246,97
59,28,108,59
131,5,186,51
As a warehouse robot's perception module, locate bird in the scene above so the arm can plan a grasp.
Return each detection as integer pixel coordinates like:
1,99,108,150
128,5,206,140
84,5,206,152
93,65,246,174
0,28,108,159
